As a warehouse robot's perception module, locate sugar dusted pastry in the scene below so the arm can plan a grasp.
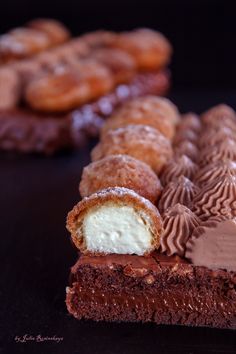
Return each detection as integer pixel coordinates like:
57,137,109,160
0,28,51,62
111,28,172,71
79,154,162,203
0,67,21,110
74,60,114,98
160,155,198,186
113,95,180,125
80,30,117,48
27,18,70,46
67,187,163,255
90,48,137,84
160,203,200,257
91,124,173,173
101,96,179,139
25,61,114,112
158,175,199,213
25,70,90,112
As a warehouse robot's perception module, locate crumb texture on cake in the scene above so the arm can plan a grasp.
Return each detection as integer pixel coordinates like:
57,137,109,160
66,252,236,329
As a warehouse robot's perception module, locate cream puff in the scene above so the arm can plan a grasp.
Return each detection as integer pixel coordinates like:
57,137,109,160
91,124,173,174
79,154,162,203
27,18,70,46
67,187,163,255
111,28,172,71
101,96,178,140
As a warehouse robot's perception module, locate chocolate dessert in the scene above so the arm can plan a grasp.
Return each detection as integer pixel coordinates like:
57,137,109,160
0,71,169,154
0,22,171,154
66,101,236,329
66,253,236,329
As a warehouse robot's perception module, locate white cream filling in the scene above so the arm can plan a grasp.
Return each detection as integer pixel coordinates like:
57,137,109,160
82,205,152,255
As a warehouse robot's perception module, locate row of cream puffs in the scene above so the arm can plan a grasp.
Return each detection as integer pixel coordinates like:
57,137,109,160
0,28,172,111
67,95,179,255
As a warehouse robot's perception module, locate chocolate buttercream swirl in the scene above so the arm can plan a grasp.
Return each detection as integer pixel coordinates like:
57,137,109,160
160,155,198,186
173,128,198,145
194,160,236,188
193,173,236,220
160,203,200,256
186,215,236,272
179,113,202,133
198,138,236,167
158,175,199,213
174,140,198,161
198,126,236,149
201,104,236,126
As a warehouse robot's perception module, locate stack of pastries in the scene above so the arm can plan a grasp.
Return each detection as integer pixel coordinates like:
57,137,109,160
66,97,236,329
0,20,172,154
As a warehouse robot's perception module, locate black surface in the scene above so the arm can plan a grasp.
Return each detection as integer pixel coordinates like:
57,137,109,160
1,0,236,89
1,89,236,354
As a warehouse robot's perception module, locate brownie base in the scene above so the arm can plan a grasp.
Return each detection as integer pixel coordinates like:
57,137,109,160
66,253,236,329
0,70,169,154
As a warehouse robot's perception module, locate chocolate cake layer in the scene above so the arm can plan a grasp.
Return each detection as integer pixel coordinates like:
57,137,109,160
0,71,169,154
66,253,236,329
0,109,71,154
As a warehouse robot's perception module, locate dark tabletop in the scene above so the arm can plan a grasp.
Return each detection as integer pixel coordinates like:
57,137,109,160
1,89,236,354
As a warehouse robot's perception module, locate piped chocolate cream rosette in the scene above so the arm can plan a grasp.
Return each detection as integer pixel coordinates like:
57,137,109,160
198,126,236,149
201,104,236,127
193,173,236,221
174,140,198,162
194,160,236,188
160,203,200,257
186,215,236,272
67,187,163,256
178,112,202,133
198,138,236,167
173,128,198,145
160,155,198,186
158,175,199,213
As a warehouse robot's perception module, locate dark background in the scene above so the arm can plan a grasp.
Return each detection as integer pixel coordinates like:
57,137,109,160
1,0,236,89
1,1,236,354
